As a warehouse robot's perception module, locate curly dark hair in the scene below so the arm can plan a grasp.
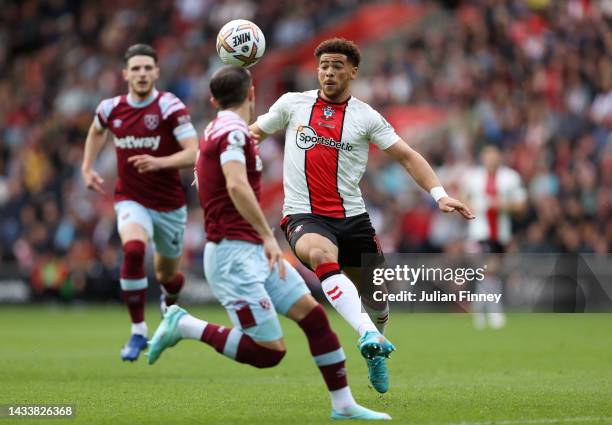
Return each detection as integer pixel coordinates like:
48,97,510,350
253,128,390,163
314,38,361,67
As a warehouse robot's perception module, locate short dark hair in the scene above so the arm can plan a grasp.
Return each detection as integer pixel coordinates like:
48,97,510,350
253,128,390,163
209,66,252,109
124,44,157,64
314,38,361,67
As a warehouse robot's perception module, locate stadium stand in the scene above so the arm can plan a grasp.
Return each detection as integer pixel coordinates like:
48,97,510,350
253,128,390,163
0,0,609,301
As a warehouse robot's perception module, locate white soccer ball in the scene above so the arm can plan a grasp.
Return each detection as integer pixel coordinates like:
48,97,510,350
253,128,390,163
216,19,266,68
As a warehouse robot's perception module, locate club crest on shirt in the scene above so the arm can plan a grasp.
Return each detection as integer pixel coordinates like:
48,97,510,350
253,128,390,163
322,105,335,120
144,114,159,130
113,119,122,128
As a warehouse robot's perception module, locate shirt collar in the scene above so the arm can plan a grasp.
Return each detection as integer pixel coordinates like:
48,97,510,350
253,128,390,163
217,110,243,121
127,88,159,108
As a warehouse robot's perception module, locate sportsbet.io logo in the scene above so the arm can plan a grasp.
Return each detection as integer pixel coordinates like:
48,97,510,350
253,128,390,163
295,125,353,151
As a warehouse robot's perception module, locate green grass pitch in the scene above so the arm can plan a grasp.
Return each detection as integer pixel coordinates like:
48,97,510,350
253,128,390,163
1,305,611,425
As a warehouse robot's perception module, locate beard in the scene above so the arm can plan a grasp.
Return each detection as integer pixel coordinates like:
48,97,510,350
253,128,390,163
133,81,152,97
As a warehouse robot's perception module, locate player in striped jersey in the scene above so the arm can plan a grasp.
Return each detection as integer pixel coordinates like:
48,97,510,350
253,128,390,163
250,38,475,393
462,145,527,329
81,44,198,362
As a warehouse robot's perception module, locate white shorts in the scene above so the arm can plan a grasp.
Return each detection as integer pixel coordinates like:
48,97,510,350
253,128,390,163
204,239,311,342
115,200,187,259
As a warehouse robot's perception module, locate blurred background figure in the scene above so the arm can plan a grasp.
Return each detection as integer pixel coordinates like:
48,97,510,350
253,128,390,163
464,145,527,255
462,145,527,328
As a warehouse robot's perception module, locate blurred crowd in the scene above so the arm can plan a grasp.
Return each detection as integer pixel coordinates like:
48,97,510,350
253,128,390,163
0,0,365,299
318,0,610,255
0,0,610,300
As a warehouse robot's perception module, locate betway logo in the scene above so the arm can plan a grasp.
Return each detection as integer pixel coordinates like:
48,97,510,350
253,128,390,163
296,125,353,151
114,135,161,150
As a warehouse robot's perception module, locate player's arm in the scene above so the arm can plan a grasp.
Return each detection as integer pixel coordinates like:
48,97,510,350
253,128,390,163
250,92,292,143
384,139,475,219
248,123,269,144
129,99,199,172
81,120,108,194
222,161,286,278
192,150,201,190
128,135,198,173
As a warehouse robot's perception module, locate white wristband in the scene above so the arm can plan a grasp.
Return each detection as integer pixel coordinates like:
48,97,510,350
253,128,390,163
430,186,448,202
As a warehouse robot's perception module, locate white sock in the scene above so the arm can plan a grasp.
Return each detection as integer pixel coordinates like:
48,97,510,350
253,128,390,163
178,314,208,340
330,386,358,413
321,273,377,337
131,321,147,336
363,302,389,334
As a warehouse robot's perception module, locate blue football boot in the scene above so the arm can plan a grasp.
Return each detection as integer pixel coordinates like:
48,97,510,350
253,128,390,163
358,331,396,393
120,334,148,362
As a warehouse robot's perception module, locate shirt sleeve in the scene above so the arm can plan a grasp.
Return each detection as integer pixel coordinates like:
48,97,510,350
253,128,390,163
94,98,116,130
367,108,400,150
160,93,197,141
219,129,247,165
256,93,293,134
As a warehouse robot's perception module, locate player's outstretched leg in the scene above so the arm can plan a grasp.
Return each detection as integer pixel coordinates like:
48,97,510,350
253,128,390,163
147,305,286,367
120,240,149,361
315,262,378,336
291,297,391,420
315,263,395,393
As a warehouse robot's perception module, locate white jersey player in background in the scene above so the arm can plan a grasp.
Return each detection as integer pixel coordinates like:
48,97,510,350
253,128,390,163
250,37,475,393
463,144,527,329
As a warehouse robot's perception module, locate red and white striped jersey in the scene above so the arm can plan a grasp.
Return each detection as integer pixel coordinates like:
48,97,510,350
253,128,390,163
462,166,527,245
257,90,399,218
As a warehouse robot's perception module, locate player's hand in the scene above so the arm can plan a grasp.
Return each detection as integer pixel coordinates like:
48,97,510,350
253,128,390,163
81,168,105,194
128,155,166,173
249,129,263,144
263,236,286,280
248,124,266,144
438,196,475,220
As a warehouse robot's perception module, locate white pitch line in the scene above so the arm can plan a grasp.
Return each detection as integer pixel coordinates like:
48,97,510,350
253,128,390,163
445,417,612,425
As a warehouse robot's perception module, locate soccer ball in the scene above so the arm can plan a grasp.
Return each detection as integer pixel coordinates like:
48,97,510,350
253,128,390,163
216,19,266,68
